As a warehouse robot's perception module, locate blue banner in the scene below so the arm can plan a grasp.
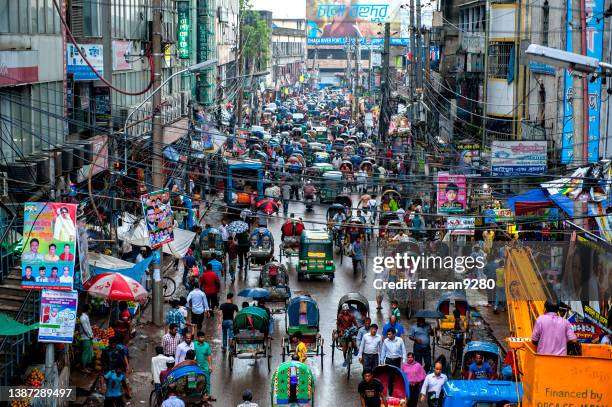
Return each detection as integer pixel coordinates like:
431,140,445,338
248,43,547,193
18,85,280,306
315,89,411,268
561,0,604,164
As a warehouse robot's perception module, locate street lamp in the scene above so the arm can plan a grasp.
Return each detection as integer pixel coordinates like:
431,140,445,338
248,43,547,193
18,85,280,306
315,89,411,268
525,44,612,74
122,59,217,172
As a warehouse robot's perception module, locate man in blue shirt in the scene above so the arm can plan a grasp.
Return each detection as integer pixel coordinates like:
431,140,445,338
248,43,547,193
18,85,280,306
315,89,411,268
104,366,129,404
350,237,364,277
206,255,223,280
468,353,494,380
409,317,433,372
382,315,405,337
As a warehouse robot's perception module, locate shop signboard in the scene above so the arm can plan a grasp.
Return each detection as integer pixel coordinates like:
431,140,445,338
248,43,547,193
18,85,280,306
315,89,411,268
177,1,191,59
436,172,467,214
66,44,103,81
140,190,175,249
306,0,409,46
456,141,481,170
446,216,475,235
0,50,39,86
38,290,78,343
491,140,547,176
562,0,604,164
21,203,77,290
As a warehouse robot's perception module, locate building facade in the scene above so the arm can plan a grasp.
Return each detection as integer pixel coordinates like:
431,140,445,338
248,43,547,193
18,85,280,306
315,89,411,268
271,18,306,89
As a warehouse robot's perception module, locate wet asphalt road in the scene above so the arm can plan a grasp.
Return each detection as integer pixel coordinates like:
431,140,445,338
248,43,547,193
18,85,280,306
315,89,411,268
204,196,395,406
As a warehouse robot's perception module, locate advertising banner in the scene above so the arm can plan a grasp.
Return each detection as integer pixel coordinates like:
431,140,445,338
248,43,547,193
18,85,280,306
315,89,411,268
66,44,103,81
177,1,191,59
38,290,78,343
21,203,77,290
436,173,467,214
76,134,108,183
561,0,604,164
141,190,175,249
306,0,408,45
456,142,481,171
491,140,547,176
112,40,132,70
446,216,475,235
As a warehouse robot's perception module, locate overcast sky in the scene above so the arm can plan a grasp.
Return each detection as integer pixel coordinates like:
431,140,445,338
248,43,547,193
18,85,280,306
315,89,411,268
253,0,306,18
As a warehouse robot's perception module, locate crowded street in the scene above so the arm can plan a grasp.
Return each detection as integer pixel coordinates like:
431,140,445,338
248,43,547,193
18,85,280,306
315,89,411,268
0,0,611,406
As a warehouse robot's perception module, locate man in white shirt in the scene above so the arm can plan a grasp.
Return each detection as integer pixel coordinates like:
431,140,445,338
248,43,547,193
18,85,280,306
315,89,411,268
174,333,195,364
79,305,94,371
151,346,172,392
237,389,258,407
358,323,382,373
380,327,406,369
420,361,448,406
59,266,73,284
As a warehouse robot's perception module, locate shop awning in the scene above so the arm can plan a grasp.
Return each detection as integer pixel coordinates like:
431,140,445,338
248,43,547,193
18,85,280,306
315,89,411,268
117,213,196,258
88,252,153,284
507,188,573,217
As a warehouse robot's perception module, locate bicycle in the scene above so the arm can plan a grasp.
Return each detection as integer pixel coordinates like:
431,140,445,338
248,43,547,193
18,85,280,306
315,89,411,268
162,276,176,298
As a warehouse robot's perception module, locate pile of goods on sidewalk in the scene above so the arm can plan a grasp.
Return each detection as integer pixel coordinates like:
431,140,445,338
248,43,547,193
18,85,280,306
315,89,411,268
10,368,46,406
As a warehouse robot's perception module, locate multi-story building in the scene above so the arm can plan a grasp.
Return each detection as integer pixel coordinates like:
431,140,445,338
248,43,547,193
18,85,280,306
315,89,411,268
430,0,610,168
215,0,239,104
271,18,306,89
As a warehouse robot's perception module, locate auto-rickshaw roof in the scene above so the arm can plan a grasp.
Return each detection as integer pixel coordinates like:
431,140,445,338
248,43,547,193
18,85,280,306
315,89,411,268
322,170,343,179
302,230,331,241
464,341,500,356
442,380,523,403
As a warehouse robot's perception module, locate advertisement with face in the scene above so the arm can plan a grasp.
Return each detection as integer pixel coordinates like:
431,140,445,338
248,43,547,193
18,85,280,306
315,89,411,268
141,190,175,249
436,173,467,214
21,203,77,290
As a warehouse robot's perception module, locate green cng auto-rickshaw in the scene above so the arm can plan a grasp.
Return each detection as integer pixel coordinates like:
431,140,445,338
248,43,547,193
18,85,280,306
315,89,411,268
298,230,335,282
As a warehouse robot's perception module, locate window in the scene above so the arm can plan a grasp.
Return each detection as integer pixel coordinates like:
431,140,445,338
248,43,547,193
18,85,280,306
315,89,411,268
488,42,514,78
83,0,100,36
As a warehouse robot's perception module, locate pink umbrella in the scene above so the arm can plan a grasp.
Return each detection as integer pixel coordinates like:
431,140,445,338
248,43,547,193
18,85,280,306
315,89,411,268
84,272,148,302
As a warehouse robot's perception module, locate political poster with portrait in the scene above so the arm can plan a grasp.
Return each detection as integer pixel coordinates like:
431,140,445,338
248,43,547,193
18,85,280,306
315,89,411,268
38,290,78,343
436,173,467,214
21,203,77,290
141,190,175,249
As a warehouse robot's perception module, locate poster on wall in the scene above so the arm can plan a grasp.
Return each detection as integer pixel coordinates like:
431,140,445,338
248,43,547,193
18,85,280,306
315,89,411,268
21,203,77,290
141,190,175,249
77,223,90,286
561,0,604,163
306,0,409,45
66,44,103,81
38,290,78,343
112,40,133,71
456,141,481,171
436,173,467,214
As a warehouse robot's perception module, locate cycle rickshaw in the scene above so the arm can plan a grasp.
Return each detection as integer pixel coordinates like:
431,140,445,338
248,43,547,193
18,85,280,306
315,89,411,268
331,292,370,379
270,361,315,407
150,364,211,406
248,226,274,270
282,295,324,369
279,218,305,262
259,261,291,313
228,306,273,372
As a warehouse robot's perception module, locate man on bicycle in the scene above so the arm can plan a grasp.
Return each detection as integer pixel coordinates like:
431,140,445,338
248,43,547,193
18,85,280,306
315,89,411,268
337,303,357,367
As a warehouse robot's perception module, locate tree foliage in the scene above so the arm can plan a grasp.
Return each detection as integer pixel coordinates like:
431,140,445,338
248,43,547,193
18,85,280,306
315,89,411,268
239,2,271,73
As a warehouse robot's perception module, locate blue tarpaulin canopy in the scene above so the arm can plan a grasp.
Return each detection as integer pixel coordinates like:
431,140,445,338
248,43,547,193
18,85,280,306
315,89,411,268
507,188,572,217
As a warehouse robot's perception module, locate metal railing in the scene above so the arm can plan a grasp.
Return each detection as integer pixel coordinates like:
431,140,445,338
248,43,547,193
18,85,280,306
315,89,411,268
0,289,40,386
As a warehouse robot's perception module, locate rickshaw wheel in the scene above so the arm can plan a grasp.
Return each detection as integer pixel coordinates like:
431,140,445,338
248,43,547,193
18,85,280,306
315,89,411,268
319,338,325,370
281,343,286,362
330,334,336,362
267,340,272,371
149,389,162,407
228,345,234,372
345,346,352,380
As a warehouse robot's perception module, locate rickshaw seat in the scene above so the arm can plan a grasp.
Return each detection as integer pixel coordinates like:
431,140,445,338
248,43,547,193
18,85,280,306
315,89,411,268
439,315,467,331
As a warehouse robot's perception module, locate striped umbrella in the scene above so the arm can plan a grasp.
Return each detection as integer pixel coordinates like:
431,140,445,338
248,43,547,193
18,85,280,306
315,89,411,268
84,272,148,302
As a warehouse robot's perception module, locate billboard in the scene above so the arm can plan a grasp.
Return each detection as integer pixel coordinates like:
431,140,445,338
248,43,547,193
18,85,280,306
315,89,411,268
561,0,604,164
21,203,77,291
38,290,78,343
491,140,547,176
66,43,103,81
306,0,409,45
436,173,467,214
141,190,175,249
446,216,475,235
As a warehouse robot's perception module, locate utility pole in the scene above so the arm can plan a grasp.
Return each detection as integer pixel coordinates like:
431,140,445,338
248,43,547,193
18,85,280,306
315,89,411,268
571,0,586,228
151,0,164,326
424,29,431,83
409,0,416,122
378,23,391,144
236,12,244,128
368,44,373,93
416,0,423,92
354,39,361,123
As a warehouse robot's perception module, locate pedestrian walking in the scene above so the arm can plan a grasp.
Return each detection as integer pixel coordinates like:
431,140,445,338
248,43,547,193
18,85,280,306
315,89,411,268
175,333,195,364
281,181,291,216
103,366,129,407
151,346,171,394
402,352,426,407
358,369,386,407
199,265,221,310
194,331,213,394
186,286,209,334
162,324,182,357
382,315,405,337
419,362,448,407
409,317,433,372
227,238,238,283
165,299,187,335
219,293,239,352
349,236,364,277
357,323,382,373
236,230,250,273
237,390,258,407
380,328,406,369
